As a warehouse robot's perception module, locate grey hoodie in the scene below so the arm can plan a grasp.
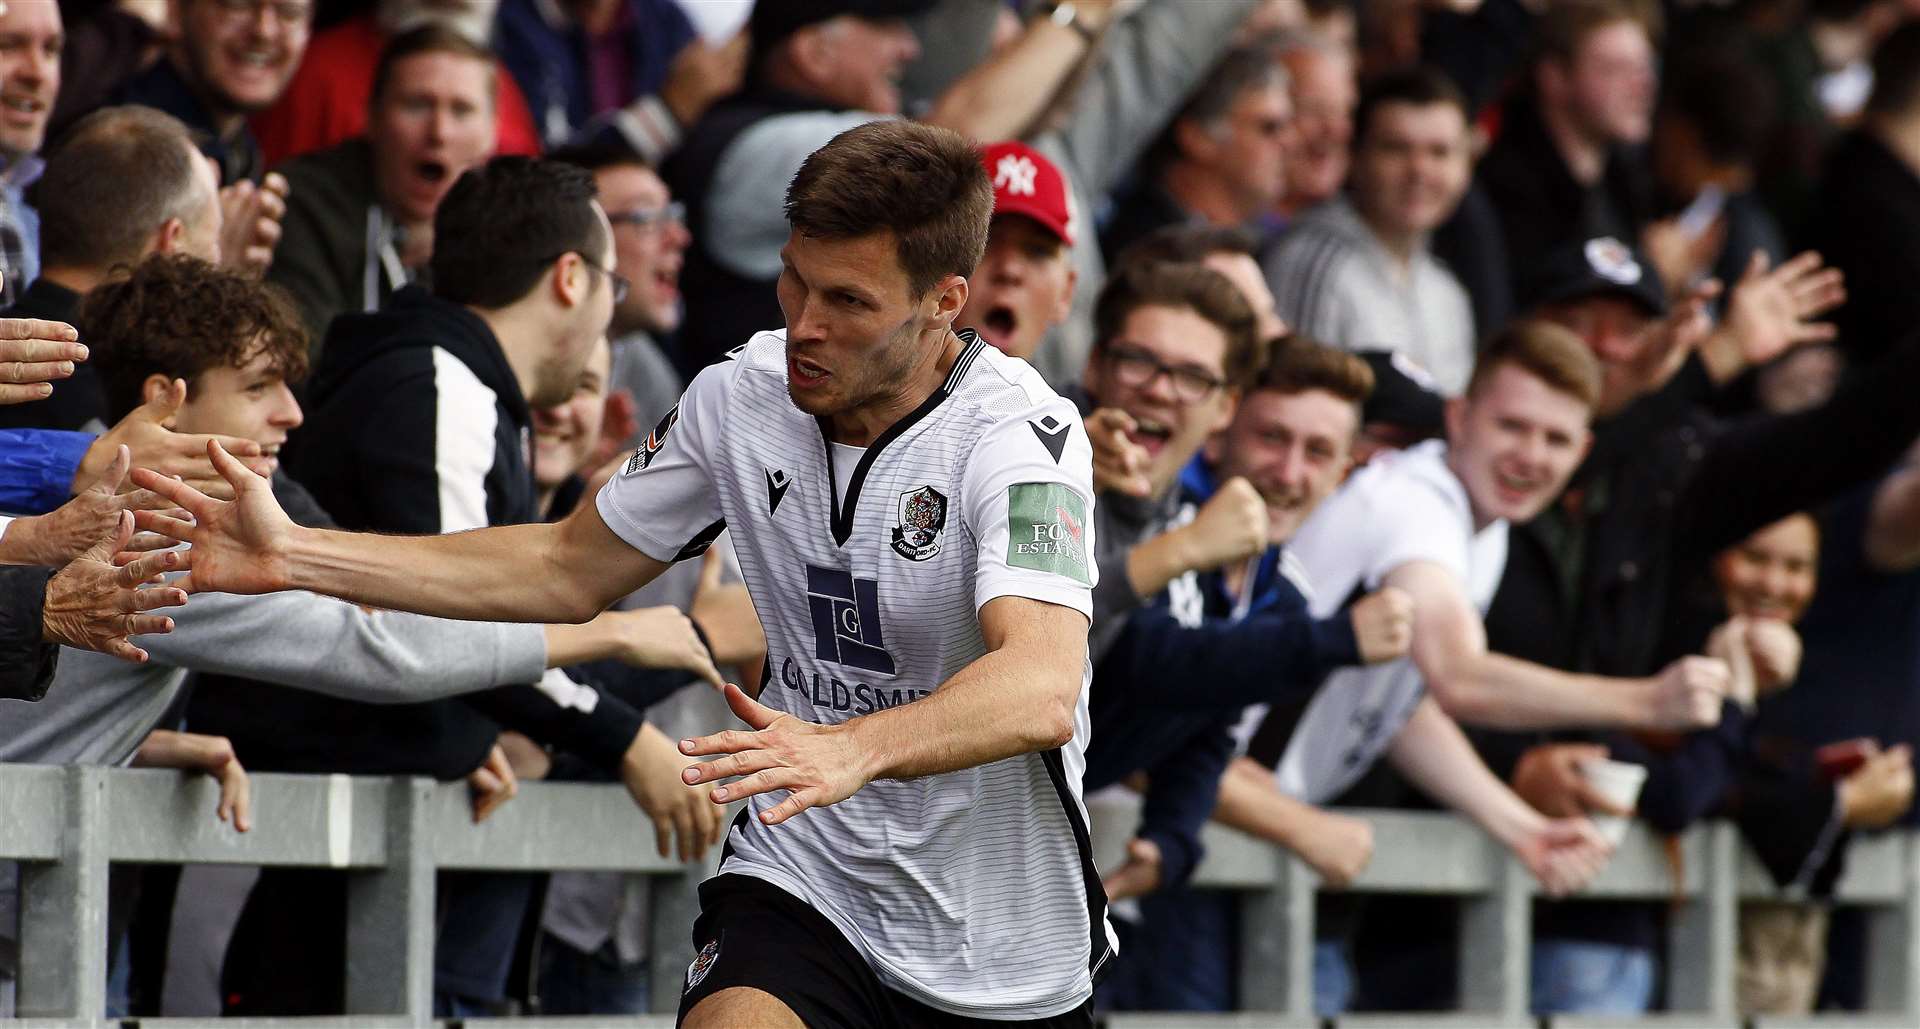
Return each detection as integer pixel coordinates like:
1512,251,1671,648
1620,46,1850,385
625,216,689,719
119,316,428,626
0,583,547,768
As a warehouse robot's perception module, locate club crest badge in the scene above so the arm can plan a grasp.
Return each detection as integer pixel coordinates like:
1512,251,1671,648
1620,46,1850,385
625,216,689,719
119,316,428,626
685,937,720,992
891,485,948,561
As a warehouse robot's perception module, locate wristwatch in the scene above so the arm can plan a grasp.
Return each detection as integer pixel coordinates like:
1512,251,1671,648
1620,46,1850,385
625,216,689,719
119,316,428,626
1042,2,1100,43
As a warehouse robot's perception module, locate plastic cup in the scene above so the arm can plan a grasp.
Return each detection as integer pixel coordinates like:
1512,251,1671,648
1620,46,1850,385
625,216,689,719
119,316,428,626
1578,758,1648,847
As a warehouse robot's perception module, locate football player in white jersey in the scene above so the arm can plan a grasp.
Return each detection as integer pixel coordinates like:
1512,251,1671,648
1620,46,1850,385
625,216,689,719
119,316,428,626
135,121,1108,1027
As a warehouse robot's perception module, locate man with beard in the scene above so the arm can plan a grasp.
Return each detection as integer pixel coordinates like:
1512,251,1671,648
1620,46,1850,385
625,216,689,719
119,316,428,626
553,141,694,443
137,120,1111,1028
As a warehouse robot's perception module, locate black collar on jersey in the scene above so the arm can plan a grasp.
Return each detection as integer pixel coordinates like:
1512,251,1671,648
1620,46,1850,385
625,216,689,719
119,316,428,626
818,330,988,547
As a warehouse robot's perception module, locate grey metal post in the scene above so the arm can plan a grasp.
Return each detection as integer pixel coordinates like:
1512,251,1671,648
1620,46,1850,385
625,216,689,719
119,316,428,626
1237,852,1315,1016
1458,845,1530,1019
1867,831,1920,1017
649,867,703,1012
1669,820,1738,1016
344,777,434,1020
16,766,109,1018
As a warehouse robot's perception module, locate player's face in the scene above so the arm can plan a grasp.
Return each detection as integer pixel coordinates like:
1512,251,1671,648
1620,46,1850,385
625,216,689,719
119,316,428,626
957,215,1075,361
1085,304,1237,497
369,50,495,227
1210,387,1357,544
532,336,611,490
777,229,947,421
1714,513,1818,623
1445,363,1592,526
171,343,304,476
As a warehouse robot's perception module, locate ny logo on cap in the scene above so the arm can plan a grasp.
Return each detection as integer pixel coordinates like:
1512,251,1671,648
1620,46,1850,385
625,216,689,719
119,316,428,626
994,153,1039,197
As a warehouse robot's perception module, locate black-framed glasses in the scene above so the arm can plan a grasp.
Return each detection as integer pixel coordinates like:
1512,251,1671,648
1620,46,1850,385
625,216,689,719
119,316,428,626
1101,343,1226,402
607,202,686,232
579,257,631,305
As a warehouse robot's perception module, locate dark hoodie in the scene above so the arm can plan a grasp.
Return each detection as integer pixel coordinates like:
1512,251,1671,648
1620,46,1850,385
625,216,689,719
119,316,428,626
288,286,538,537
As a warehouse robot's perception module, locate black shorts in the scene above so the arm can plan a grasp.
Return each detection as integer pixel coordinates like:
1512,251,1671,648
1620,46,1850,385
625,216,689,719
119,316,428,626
675,873,1095,1029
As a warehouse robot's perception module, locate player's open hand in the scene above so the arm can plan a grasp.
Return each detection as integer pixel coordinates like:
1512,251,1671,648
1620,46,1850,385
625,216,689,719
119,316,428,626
129,440,298,596
681,683,873,827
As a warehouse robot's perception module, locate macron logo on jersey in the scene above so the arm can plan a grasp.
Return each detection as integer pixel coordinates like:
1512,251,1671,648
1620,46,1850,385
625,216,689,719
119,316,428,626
805,565,896,675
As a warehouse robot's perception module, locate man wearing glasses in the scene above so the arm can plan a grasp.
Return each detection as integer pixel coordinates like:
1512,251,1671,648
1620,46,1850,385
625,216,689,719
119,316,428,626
554,141,694,447
116,0,312,277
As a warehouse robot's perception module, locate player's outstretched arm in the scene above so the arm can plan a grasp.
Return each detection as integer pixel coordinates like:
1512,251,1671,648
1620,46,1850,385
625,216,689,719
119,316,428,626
1390,561,1726,732
130,441,669,623
682,596,1087,826
1386,697,1612,897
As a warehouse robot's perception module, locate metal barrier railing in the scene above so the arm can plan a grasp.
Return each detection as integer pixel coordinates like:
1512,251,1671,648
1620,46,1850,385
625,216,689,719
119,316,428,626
3,765,1918,1027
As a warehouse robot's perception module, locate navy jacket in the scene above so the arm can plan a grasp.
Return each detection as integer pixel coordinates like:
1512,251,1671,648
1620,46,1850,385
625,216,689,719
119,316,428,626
1084,460,1360,890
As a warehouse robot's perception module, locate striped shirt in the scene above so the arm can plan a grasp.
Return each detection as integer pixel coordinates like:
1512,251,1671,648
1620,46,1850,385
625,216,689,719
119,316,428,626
596,329,1113,1018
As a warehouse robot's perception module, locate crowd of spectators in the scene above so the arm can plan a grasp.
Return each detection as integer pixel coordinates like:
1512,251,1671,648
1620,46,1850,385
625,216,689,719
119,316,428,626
3,0,1920,1018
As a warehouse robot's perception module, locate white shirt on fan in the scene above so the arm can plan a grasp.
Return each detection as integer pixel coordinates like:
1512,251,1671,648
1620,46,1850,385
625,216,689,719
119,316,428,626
1270,439,1509,803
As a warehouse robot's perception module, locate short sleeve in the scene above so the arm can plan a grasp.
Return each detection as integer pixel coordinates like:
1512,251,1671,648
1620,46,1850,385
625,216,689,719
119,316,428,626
963,396,1098,619
1358,479,1471,590
595,359,730,563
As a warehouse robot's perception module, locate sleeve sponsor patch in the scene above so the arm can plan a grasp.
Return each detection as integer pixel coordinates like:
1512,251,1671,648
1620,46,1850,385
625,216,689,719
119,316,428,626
1006,482,1091,585
623,404,679,476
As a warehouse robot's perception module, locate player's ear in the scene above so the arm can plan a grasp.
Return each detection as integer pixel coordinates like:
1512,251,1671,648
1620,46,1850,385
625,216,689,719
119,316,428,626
927,274,967,332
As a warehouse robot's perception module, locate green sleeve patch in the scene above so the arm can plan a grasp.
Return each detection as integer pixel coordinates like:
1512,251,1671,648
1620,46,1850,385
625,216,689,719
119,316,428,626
1006,482,1091,585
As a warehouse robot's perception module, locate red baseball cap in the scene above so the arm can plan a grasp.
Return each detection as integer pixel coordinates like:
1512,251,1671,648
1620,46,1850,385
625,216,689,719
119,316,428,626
981,140,1075,247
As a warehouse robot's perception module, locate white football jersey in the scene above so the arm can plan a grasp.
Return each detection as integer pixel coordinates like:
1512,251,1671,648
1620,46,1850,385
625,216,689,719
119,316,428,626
596,329,1112,1018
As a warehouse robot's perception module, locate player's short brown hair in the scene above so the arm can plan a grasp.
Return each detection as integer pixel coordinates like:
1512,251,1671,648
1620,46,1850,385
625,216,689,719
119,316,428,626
1254,334,1375,408
784,120,993,299
1093,261,1264,391
80,255,310,422
1466,320,1602,410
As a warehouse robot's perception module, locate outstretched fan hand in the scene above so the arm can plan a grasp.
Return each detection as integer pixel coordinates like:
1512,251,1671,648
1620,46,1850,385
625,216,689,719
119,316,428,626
126,440,297,597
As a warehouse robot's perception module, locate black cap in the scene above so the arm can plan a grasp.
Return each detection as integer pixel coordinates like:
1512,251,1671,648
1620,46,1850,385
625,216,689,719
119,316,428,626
1357,350,1447,438
749,0,940,58
1520,237,1668,317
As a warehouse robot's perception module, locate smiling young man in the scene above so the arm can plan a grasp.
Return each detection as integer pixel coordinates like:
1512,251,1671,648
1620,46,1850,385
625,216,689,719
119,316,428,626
1265,65,1477,393
1251,323,1726,835
138,119,1106,1027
